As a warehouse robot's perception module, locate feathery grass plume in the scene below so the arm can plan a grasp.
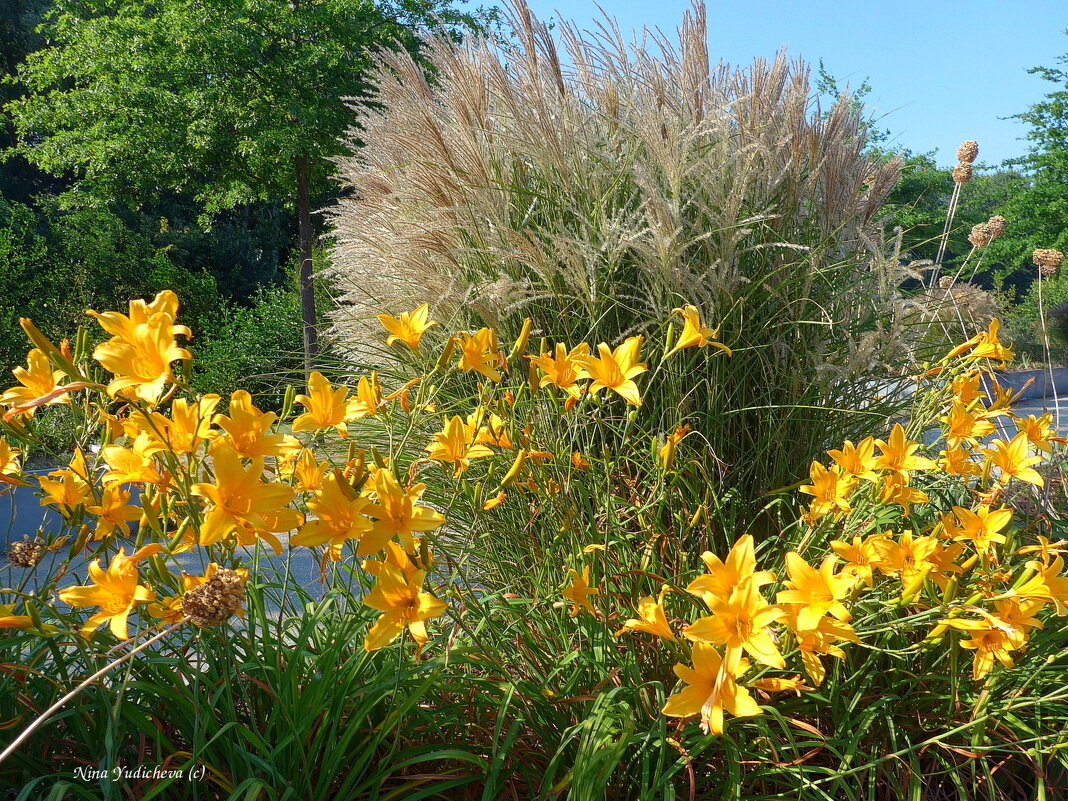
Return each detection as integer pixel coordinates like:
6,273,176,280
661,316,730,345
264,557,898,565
956,140,979,164
326,0,904,517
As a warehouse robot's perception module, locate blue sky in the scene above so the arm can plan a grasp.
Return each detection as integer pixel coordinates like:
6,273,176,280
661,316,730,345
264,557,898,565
522,0,1067,168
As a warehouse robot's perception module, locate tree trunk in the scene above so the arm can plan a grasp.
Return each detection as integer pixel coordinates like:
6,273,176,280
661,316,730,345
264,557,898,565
295,154,318,372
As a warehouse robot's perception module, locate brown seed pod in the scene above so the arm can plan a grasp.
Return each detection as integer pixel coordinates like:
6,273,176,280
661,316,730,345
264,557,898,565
952,163,973,184
968,222,992,248
180,569,246,627
986,215,1006,240
956,140,979,164
8,536,44,568
1033,248,1065,277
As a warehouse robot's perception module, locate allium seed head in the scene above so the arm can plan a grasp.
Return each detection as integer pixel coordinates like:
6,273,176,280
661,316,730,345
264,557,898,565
968,223,992,248
952,163,973,184
986,215,1006,240
180,569,246,627
8,536,43,568
1034,248,1065,277
956,140,979,164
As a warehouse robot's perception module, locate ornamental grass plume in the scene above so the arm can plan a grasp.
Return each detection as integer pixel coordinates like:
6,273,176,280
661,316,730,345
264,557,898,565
326,0,904,511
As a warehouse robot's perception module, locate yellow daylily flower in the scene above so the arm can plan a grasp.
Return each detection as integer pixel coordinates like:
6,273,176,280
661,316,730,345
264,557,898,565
291,471,373,561
939,444,982,477
363,559,448,651
873,531,939,591
361,469,445,556
941,614,1021,680
38,468,93,516
57,546,161,639
0,348,69,418
1015,413,1065,453
615,588,677,641
101,431,166,486
1016,535,1068,564
687,534,776,604
347,374,381,420
292,372,356,437
127,395,220,454
562,566,599,617
683,576,785,668
878,473,929,514
799,462,858,520
942,505,1012,553
749,676,813,696
661,643,762,735
212,390,290,459
527,343,591,399
940,401,997,448
86,485,142,540
780,607,858,686
945,319,1012,362
190,449,303,555
88,292,192,404
456,328,505,381
874,423,937,477
574,336,648,406
776,553,853,631
667,305,731,357
0,438,26,486
951,371,983,404
425,416,494,476
983,432,1044,487
830,532,889,588
377,303,437,351
827,437,880,482
1015,555,1068,615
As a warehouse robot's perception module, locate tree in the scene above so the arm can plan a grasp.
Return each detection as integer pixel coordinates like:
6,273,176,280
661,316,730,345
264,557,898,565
6,0,484,370
984,38,1068,289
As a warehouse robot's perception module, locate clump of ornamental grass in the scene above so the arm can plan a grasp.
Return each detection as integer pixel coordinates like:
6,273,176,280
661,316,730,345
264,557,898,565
327,0,907,515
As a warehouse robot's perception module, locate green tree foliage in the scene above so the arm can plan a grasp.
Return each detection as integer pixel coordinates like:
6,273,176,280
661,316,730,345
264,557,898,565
5,0,486,367
985,41,1068,287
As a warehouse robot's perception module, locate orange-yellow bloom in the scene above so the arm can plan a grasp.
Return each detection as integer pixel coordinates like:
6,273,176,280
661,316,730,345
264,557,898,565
0,348,70,418
615,588,677,641
562,566,599,617
212,390,291,459
88,291,191,404
684,577,784,668
425,416,494,476
101,431,166,486
57,546,160,639
939,444,982,477
361,469,445,556
1015,555,1068,615
667,306,732,357
527,343,591,399
941,614,1021,680
291,471,372,561
827,437,880,482
127,395,220,455
292,372,356,437
363,558,448,650
86,485,142,539
799,462,857,520
777,553,853,630
874,424,937,477
941,402,997,448
456,328,505,381
983,432,1044,487
574,336,648,406
687,534,776,603
191,449,303,554
377,304,437,351
661,643,761,734
942,505,1012,553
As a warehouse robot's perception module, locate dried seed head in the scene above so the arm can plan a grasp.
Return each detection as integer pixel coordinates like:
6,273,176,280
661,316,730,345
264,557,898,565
956,140,979,164
938,276,955,289
986,215,1006,240
968,223,993,248
8,536,43,568
1034,248,1065,277
952,163,973,184
180,569,246,627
